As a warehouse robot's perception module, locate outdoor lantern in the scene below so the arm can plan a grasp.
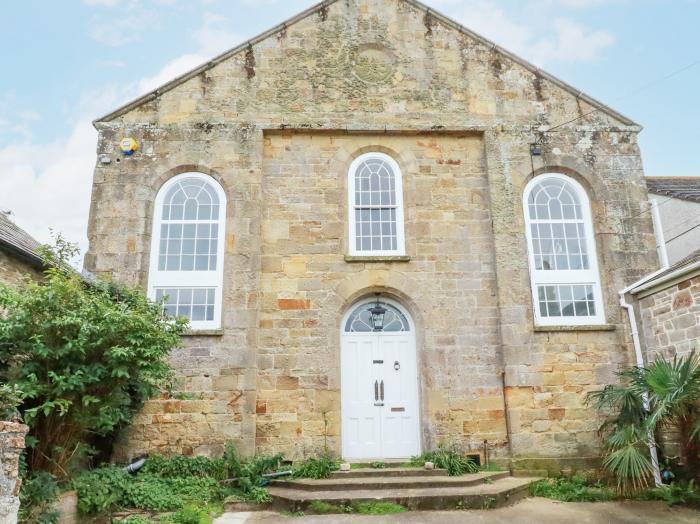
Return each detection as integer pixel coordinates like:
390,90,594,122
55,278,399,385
368,296,387,331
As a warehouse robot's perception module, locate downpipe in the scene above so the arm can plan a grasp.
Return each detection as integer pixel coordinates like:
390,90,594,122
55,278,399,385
619,293,663,487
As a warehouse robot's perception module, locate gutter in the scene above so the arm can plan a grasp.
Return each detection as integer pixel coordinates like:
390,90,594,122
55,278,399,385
629,259,700,297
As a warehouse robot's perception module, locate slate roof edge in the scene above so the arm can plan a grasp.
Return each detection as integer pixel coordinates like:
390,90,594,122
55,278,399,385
93,0,639,129
630,249,700,297
0,238,45,270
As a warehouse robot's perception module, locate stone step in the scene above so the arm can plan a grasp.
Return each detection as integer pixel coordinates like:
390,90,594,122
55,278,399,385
273,471,509,491
267,476,540,512
329,467,447,478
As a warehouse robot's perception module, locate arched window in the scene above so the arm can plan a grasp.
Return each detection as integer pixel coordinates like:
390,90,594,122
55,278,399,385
348,152,405,256
523,174,604,326
148,172,226,330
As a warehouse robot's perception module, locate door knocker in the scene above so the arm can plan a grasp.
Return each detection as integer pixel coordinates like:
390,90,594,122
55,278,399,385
394,360,400,371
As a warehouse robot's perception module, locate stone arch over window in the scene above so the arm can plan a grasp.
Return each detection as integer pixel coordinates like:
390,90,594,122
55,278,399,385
347,152,406,256
148,172,226,330
523,173,605,326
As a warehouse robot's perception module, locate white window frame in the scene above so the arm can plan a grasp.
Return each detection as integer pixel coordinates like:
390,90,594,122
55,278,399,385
147,172,226,330
347,152,406,256
523,173,605,326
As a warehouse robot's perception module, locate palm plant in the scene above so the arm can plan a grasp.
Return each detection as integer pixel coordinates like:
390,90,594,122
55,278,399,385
586,352,700,494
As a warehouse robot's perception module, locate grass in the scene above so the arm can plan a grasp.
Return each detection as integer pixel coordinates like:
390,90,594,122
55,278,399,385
304,500,406,515
354,501,407,515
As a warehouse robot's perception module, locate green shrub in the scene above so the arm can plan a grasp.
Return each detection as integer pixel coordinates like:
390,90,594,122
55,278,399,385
0,238,187,478
292,454,340,479
410,445,478,476
223,442,283,496
530,475,616,502
141,455,227,480
586,353,700,493
637,480,700,508
0,383,23,420
17,471,60,524
160,502,223,524
73,465,226,514
73,466,131,514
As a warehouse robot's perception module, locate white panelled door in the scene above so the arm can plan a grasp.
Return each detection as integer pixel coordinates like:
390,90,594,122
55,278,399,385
341,299,420,460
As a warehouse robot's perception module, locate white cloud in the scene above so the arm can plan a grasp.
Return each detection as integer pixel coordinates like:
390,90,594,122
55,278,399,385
136,53,210,94
0,121,96,252
0,11,242,259
194,12,241,56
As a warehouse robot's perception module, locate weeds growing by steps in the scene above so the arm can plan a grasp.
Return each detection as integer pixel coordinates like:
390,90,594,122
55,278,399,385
292,454,340,479
409,445,479,476
531,475,616,502
533,474,700,508
73,444,283,519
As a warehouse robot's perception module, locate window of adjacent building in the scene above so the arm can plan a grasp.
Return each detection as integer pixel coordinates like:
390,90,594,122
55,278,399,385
523,173,605,326
148,172,226,330
347,152,405,256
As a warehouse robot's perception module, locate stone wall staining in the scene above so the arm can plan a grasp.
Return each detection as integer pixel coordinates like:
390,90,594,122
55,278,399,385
0,421,29,524
86,0,659,469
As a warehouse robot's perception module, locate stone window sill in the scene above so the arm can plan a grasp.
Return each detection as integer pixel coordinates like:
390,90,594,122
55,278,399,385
344,255,411,263
534,324,616,333
182,329,224,337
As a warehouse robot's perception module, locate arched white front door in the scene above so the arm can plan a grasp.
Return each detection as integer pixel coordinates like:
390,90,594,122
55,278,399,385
341,298,421,460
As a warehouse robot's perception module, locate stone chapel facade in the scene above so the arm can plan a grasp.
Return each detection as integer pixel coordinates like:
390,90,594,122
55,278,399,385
85,0,659,472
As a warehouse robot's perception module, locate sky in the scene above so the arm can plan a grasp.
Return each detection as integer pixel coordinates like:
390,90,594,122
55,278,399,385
1,0,699,256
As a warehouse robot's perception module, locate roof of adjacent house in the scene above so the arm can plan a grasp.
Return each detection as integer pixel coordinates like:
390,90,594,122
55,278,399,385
631,247,700,296
646,177,700,203
0,213,44,269
94,0,637,127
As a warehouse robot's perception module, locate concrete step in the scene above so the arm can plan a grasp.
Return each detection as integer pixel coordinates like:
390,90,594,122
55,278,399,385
329,467,447,478
273,471,509,491
267,475,540,512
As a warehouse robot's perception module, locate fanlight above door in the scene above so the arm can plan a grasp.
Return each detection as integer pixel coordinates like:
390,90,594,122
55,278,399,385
344,301,410,332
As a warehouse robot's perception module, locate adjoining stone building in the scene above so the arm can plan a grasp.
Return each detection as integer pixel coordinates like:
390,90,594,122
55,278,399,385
646,177,700,265
635,250,700,363
85,0,659,472
0,213,44,287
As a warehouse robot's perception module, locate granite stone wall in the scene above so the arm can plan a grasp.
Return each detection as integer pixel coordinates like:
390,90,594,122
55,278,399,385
86,0,658,469
640,275,700,362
